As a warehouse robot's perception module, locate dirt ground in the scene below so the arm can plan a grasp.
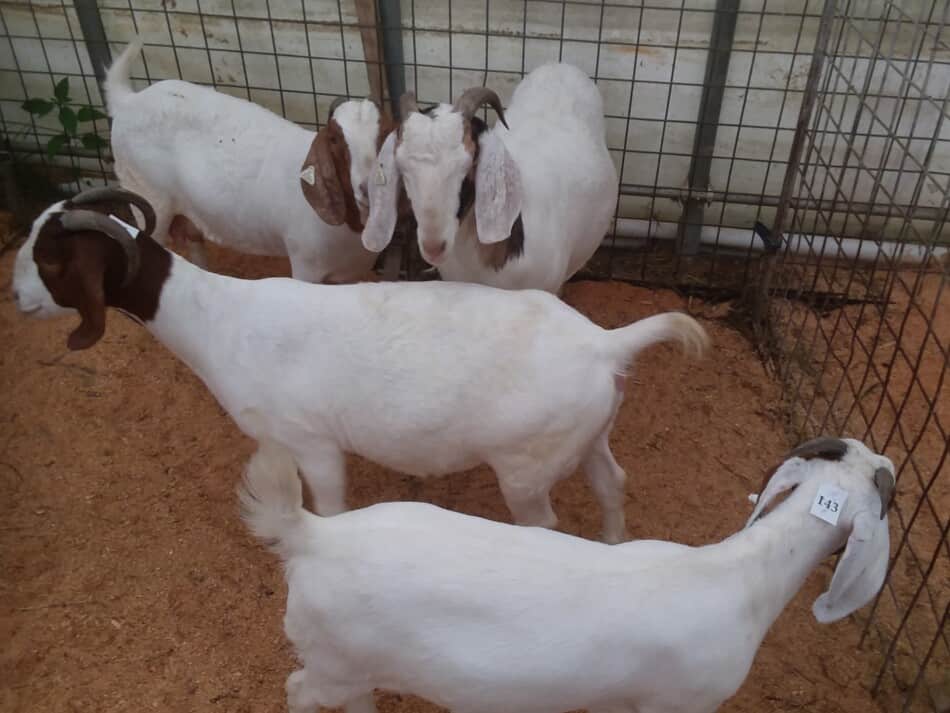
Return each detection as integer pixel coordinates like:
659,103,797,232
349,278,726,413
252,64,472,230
0,238,898,713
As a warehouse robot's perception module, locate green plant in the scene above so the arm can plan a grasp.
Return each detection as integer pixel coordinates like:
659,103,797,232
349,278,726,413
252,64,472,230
21,77,108,160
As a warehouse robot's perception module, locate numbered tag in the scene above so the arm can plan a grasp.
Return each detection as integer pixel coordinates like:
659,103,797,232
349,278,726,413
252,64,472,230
109,214,140,239
810,483,848,526
374,164,387,186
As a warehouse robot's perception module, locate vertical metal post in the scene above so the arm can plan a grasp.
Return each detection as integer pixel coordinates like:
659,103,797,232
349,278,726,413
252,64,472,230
751,0,838,329
378,0,405,118
679,0,739,255
73,0,112,87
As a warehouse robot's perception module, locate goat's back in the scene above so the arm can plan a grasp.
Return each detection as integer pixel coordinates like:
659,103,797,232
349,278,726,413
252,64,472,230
505,62,607,135
110,79,319,256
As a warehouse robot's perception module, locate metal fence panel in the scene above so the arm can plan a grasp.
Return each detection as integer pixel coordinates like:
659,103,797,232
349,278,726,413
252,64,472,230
763,2,949,711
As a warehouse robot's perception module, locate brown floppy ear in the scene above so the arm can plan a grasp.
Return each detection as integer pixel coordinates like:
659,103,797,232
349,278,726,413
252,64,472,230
300,127,347,226
65,246,108,351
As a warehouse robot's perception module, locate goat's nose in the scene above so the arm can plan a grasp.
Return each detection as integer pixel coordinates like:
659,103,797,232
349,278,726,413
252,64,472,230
422,240,447,261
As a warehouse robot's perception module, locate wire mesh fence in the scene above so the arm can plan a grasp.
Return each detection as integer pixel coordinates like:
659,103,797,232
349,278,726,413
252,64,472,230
0,0,835,288
760,1,949,711
0,1,947,711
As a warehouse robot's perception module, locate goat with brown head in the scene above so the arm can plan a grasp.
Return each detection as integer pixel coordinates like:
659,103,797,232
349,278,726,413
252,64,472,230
13,187,170,350
104,38,391,283
300,97,393,233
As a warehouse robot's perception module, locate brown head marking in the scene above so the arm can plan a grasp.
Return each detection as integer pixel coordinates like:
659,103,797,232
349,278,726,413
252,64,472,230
300,112,363,233
34,194,171,351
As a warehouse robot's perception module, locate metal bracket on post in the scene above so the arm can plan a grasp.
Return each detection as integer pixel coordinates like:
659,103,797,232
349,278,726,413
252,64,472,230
679,0,739,256
73,0,112,89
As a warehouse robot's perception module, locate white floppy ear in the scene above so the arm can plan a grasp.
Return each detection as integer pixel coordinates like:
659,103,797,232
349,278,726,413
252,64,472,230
744,459,809,528
474,132,522,244
362,132,400,252
813,510,890,623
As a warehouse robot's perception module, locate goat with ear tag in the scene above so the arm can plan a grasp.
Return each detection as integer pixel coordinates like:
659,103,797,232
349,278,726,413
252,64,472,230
240,436,894,713
104,38,389,284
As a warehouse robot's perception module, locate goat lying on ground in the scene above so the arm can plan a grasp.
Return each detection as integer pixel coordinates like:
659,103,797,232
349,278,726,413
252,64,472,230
13,188,707,544
363,63,619,293
104,38,389,282
241,436,895,713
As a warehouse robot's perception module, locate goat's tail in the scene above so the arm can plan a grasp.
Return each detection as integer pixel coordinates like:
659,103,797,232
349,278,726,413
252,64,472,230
104,36,144,115
238,439,311,560
605,312,710,366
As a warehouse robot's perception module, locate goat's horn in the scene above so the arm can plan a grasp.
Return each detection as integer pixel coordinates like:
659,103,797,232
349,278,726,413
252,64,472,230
787,437,849,461
399,92,419,120
70,186,157,237
328,96,348,119
873,467,895,520
757,436,850,496
60,209,141,287
453,86,508,129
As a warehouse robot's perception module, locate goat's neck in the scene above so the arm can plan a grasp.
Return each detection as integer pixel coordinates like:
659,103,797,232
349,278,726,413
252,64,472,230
111,238,239,377
715,489,844,633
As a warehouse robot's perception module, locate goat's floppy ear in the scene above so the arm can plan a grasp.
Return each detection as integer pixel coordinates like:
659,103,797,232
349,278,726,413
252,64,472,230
65,248,108,351
474,132,522,245
362,131,400,252
813,510,890,622
744,459,809,528
300,127,347,226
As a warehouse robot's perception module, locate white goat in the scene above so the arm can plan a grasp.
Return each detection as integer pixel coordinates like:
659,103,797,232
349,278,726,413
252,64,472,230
104,38,388,282
363,63,619,293
240,436,895,713
13,189,707,544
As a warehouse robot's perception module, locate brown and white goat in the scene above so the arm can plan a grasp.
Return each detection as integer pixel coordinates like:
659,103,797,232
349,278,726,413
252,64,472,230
104,37,393,283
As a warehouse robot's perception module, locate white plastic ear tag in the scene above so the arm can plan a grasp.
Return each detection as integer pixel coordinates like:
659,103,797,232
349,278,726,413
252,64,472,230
300,165,316,186
109,214,140,239
374,165,387,186
810,484,848,525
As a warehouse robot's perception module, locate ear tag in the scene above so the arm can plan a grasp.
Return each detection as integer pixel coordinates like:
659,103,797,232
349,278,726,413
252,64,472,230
108,214,141,239
810,483,848,526
300,165,316,186
374,165,387,186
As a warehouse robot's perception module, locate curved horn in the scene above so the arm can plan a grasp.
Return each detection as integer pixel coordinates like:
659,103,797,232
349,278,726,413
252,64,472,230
757,436,850,497
399,92,419,120
873,467,895,520
71,186,157,237
788,436,849,462
328,96,348,120
60,209,141,287
453,86,508,129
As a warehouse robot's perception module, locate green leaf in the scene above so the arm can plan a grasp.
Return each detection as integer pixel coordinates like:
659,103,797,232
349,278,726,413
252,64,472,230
76,106,107,122
59,106,78,136
21,98,54,116
47,133,68,159
81,133,107,150
54,77,70,103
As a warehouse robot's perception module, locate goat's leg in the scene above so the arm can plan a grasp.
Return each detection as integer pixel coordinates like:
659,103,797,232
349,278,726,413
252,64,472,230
285,667,352,713
296,445,347,516
582,432,628,544
496,470,559,530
